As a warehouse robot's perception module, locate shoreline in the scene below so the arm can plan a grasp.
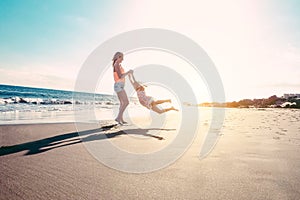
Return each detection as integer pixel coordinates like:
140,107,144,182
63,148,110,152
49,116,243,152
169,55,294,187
1,106,299,125
1,109,300,199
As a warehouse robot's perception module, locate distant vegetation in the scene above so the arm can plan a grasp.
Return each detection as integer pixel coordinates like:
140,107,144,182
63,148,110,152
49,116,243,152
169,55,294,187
198,95,300,109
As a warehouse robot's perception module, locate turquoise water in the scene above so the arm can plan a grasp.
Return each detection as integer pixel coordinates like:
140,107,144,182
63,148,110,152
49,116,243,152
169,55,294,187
0,84,140,124
0,84,119,112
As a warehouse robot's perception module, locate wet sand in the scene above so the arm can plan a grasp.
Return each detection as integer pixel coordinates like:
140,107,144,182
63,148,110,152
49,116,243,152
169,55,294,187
1,108,300,199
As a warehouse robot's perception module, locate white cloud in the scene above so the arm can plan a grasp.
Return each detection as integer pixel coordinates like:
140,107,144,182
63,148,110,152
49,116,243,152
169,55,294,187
0,67,75,91
2,0,299,101
106,0,300,101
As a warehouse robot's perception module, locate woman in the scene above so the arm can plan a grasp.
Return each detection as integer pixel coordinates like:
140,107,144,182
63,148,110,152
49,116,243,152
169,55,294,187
128,72,178,114
112,52,133,124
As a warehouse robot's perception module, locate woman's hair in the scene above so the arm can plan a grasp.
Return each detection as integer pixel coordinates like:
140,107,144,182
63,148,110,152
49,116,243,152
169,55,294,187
112,52,123,67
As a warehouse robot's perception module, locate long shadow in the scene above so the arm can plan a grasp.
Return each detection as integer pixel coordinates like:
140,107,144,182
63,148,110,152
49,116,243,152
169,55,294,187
82,128,172,142
0,125,175,157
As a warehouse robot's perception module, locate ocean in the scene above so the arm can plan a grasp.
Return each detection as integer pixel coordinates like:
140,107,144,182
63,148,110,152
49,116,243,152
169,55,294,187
0,84,138,124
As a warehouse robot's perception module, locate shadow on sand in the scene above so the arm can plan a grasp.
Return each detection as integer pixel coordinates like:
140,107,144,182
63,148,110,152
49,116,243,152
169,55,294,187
0,124,175,157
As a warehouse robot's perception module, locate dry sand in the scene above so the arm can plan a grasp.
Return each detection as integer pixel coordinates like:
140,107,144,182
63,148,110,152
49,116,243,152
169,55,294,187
1,108,300,200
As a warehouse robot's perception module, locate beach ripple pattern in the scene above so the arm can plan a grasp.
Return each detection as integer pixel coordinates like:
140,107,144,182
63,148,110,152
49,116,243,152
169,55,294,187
74,28,225,173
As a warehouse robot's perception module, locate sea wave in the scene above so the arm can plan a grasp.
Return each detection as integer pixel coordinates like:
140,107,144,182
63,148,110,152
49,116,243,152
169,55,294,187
0,84,139,113
0,96,120,105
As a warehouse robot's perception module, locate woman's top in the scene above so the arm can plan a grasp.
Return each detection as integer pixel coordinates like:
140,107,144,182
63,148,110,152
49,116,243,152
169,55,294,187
113,65,125,83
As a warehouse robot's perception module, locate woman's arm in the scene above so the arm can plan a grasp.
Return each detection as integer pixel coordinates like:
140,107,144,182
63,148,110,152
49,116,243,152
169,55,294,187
114,64,132,79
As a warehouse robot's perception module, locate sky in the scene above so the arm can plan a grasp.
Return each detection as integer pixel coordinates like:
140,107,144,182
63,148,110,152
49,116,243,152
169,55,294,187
0,0,299,102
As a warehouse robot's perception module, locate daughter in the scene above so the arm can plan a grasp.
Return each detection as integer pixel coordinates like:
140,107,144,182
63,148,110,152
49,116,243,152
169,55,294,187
128,72,178,114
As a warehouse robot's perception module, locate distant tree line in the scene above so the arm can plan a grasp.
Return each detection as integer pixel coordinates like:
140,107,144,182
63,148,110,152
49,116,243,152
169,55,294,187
199,95,300,108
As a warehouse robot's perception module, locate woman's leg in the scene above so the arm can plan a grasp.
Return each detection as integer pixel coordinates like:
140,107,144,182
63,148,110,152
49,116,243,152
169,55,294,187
116,90,129,123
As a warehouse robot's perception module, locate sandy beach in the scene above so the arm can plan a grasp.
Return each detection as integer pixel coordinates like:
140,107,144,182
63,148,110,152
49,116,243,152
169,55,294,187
1,108,300,200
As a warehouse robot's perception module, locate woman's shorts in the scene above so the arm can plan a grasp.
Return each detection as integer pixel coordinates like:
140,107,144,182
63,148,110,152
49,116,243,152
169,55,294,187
114,82,125,93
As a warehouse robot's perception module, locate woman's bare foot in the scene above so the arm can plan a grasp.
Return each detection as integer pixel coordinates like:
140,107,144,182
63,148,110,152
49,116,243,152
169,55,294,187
115,118,123,125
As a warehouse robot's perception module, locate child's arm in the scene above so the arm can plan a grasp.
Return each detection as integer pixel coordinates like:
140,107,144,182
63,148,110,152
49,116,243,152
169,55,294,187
128,72,136,85
130,72,137,83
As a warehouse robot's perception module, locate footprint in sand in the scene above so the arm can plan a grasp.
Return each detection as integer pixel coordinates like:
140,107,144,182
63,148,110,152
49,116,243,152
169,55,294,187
273,136,280,140
275,132,286,135
280,128,288,132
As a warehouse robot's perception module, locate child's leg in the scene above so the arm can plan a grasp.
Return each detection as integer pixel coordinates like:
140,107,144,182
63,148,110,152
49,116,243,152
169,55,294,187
151,104,178,114
151,105,165,114
153,99,171,105
164,107,178,112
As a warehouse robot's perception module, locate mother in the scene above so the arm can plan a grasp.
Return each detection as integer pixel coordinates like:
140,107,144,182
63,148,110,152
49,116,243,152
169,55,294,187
112,52,132,124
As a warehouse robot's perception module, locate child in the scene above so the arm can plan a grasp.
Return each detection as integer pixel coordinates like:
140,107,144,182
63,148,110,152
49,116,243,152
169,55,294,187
128,72,179,114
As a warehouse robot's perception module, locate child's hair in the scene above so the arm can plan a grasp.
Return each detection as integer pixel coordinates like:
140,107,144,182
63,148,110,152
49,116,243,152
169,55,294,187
134,81,147,91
